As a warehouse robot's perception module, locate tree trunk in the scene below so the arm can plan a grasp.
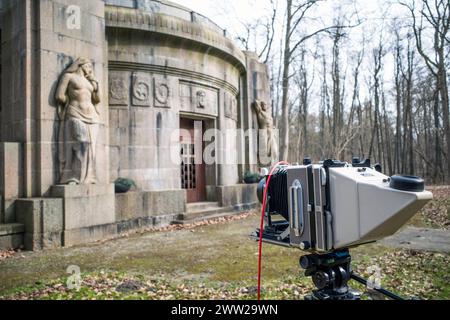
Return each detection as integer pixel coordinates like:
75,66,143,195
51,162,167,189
438,50,450,182
440,83,450,181
279,0,292,161
395,59,402,174
433,89,442,182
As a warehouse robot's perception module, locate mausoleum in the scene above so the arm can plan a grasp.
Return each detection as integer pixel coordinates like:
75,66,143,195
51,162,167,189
0,0,272,250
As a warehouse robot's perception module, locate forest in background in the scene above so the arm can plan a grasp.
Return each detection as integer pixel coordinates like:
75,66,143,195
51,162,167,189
230,0,449,184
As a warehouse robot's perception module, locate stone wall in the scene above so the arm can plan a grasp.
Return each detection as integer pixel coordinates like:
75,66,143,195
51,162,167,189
216,184,259,210
106,5,245,190
108,69,181,190
116,189,186,222
0,143,22,223
13,188,186,250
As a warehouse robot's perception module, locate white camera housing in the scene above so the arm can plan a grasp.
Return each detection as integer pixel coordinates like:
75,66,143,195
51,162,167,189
328,166,432,249
261,160,434,253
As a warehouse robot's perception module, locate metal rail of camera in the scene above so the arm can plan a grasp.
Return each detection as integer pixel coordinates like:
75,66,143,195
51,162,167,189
252,197,405,300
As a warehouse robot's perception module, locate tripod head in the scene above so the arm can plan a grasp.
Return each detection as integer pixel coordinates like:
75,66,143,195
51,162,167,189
300,250,358,300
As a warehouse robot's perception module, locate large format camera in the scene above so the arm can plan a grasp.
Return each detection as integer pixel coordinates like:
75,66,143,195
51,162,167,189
254,158,433,300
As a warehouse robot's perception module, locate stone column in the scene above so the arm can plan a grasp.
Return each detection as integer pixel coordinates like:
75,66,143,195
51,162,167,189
244,51,273,171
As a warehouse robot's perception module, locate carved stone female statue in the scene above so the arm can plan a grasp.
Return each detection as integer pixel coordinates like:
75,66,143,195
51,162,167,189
252,100,279,164
55,58,101,185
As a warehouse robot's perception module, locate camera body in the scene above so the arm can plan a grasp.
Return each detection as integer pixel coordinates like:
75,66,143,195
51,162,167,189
257,159,433,253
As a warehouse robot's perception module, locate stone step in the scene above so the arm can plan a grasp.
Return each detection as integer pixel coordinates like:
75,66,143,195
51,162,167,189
184,206,229,221
186,202,219,213
0,223,25,236
174,202,259,225
0,223,24,250
173,207,238,225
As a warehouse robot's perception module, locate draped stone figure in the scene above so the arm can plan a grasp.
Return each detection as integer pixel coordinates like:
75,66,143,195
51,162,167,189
252,100,279,164
55,58,101,185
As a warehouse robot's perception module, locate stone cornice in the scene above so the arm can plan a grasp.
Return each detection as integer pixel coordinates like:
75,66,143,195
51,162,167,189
105,5,246,73
109,61,239,95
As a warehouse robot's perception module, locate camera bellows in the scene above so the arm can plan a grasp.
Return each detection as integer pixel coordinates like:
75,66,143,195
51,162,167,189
266,168,289,221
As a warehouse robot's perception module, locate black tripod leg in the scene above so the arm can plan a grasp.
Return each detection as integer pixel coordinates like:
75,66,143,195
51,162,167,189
351,273,405,300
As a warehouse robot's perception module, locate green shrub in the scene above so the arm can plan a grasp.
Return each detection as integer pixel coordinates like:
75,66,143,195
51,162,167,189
114,178,136,193
243,171,260,183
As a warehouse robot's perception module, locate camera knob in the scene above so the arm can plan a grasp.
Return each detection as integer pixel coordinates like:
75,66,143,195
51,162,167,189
299,256,312,269
299,241,311,250
313,271,330,290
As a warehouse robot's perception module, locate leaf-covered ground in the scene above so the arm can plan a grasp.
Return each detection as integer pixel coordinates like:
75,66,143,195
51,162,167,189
0,248,448,300
408,186,450,230
0,185,449,300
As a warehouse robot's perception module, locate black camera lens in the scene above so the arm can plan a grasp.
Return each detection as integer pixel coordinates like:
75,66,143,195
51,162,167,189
256,178,266,204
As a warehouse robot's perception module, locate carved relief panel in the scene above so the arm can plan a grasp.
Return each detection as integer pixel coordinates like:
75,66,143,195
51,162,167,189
224,92,238,121
179,81,218,117
154,77,171,108
132,72,151,107
196,90,206,109
109,71,129,106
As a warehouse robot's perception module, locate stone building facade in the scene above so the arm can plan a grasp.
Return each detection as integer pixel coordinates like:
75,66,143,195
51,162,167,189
0,0,272,250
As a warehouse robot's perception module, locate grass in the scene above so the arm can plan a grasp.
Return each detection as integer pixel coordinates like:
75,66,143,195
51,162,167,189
1,247,448,300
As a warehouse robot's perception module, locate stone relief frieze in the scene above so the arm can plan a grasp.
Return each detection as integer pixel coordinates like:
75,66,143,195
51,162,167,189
196,90,206,109
179,81,218,116
109,72,129,106
224,92,238,121
132,72,151,107
154,78,171,108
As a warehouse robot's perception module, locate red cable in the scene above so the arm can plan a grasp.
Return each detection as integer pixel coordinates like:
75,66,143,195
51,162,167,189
257,161,289,300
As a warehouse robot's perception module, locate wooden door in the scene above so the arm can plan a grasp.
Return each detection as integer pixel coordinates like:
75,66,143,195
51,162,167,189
180,118,206,203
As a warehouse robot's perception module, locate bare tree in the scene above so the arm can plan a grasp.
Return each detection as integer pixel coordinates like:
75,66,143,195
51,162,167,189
279,0,354,161
330,23,344,151
233,0,448,183
403,33,415,175
293,46,315,160
393,22,403,174
402,0,450,182
259,0,279,64
368,38,385,164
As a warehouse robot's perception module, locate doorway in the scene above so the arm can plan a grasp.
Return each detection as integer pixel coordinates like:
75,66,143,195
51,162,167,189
180,118,206,203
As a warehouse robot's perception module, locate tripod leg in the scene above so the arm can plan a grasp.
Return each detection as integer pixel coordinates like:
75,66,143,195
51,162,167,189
350,274,405,300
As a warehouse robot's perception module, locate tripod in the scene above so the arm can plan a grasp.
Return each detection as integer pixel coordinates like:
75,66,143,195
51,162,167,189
300,250,405,300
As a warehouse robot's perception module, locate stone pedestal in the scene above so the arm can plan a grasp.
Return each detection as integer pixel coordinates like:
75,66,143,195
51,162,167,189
16,198,63,250
51,184,115,246
0,224,24,250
